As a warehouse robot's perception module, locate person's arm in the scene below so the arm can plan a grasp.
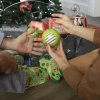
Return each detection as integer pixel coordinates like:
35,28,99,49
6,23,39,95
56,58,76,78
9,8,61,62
0,29,18,74
52,14,100,44
46,40,99,88
77,53,100,100
69,49,100,74
46,41,98,91
0,30,46,55
94,30,100,45
46,41,100,99
0,38,16,50
46,41,83,90
70,25,95,43
70,26,100,45
61,63,83,91
64,50,100,100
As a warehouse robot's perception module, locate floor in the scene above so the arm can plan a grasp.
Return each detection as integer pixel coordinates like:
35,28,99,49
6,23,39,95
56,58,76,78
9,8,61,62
0,78,81,100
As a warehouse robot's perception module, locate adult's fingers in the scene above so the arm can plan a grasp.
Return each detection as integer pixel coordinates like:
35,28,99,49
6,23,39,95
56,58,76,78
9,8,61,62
33,47,46,52
33,38,42,41
53,23,70,33
46,44,55,57
33,42,45,46
26,29,35,35
55,18,64,24
52,13,70,21
59,40,63,51
55,18,70,27
57,41,60,51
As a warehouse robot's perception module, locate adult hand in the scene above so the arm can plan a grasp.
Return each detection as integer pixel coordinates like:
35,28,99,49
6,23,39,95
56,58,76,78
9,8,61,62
52,13,95,43
14,30,46,55
46,40,70,70
52,13,75,34
0,51,18,74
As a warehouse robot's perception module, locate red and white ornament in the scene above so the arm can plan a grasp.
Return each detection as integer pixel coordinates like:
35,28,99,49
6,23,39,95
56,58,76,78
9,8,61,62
20,1,32,13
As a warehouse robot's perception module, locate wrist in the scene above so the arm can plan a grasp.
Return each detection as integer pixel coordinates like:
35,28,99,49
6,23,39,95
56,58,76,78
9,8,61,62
69,24,76,35
59,60,71,71
1,38,16,50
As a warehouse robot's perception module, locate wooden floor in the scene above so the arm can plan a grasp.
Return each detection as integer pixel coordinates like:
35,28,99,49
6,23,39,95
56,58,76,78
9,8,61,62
0,78,81,100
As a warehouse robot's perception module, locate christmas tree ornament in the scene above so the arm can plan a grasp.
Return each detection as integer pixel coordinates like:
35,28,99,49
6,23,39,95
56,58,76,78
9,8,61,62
20,1,32,13
30,55,40,66
14,55,24,65
42,29,60,47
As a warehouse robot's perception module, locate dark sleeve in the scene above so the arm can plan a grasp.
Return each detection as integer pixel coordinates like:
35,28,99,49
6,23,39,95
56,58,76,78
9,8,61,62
94,30,100,45
77,52,100,100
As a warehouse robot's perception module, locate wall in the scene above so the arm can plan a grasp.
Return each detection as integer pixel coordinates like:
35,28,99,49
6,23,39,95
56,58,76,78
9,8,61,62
59,0,100,17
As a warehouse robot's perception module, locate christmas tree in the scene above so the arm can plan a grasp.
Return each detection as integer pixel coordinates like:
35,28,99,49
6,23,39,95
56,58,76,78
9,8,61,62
0,0,62,26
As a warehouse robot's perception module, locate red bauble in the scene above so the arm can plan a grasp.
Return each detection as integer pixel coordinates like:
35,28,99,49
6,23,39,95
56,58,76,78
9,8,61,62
20,2,32,13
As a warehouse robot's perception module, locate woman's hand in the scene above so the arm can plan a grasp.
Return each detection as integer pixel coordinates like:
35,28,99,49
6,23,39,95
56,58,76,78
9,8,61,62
0,51,18,74
52,13,95,43
52,13,75,34
46,40,70,71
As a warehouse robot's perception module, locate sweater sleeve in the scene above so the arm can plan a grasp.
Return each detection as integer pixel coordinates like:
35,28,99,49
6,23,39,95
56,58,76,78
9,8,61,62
77,51,100,100
0,28,4,46
94,30,100,45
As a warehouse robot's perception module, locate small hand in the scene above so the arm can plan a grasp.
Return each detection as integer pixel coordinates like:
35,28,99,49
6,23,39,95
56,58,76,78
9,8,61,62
0,51,18,74
14,30,46,55
46,40,70,70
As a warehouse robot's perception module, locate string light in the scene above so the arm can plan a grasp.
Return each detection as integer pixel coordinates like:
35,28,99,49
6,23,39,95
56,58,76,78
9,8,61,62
0,0,62,26
1,0,60,14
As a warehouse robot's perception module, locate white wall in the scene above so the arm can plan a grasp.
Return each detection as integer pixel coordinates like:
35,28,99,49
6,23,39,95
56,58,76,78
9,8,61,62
60,0,100,17
61,7,100,27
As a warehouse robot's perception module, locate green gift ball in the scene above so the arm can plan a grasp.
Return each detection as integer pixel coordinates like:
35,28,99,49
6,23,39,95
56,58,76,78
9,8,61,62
42,29,60,47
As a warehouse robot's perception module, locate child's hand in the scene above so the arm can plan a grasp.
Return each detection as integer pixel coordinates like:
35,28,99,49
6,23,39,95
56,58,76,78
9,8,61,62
0,51,18,74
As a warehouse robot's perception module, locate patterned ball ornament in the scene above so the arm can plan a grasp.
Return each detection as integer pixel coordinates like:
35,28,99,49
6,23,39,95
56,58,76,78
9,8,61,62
42,29,60,47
